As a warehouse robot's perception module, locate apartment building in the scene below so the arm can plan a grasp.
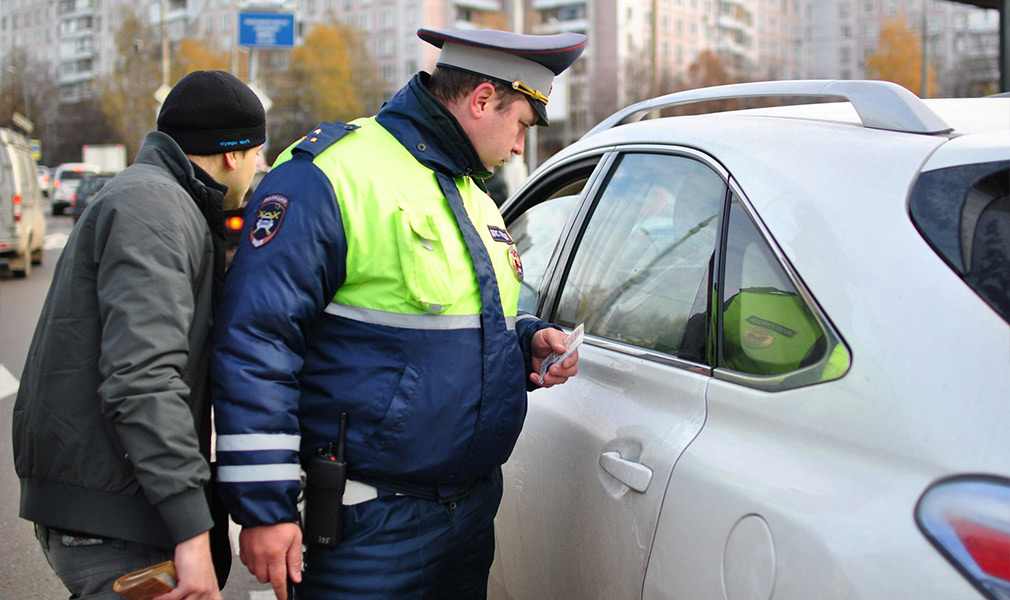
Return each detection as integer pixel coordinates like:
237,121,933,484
808,0,1000,95
754,0,807,80
0,0,1000,157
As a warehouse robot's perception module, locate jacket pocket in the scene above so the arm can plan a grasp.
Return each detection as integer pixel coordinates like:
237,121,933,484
395,201,455,313
366,363,421,455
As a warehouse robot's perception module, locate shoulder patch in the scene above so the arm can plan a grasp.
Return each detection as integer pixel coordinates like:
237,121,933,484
250,194,289,248
292,122,360,159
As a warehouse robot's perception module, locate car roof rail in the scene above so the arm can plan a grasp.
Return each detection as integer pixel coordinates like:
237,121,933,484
583,79,953,138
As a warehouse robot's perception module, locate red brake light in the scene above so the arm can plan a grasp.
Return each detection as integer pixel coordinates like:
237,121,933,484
917,476,1010,600
13,194,22,221
226,215,244,232
950,517,1010,581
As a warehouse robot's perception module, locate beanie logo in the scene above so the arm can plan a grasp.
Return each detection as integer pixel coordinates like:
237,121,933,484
250,194,289,248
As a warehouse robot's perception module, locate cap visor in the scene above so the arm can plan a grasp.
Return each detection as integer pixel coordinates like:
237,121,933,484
531,99,549,127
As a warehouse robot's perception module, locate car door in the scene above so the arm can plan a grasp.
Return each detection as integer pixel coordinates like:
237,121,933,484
491,149,729,600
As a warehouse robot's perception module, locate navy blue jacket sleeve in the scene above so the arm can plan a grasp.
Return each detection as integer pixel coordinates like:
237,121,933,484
211,155,346,527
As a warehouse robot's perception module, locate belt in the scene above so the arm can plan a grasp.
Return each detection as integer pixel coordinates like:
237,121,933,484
344,480,379,506
354,475,481,505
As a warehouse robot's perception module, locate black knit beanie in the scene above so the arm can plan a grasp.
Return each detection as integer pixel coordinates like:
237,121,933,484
157,70,266,155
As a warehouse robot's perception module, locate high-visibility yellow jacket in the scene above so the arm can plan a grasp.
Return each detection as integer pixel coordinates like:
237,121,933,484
212,74,552,526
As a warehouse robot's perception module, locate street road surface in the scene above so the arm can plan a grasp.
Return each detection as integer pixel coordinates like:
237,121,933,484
0,213,275,599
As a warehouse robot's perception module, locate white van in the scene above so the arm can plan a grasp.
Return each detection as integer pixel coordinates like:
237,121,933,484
0,127,46,278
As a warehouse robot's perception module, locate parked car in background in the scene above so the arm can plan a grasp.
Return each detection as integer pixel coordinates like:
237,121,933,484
489,81,1009,600
69,172,116,223
51,162,99,215
36,165,52,197
0,127,47,278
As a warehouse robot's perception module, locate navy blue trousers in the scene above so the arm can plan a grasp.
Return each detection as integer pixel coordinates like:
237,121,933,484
296,468,502,599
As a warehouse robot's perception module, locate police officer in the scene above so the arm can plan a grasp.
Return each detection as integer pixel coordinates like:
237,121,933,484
212,29,586,599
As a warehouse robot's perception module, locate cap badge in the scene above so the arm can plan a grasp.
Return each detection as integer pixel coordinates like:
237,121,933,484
512,80,549,105
250,194,289,248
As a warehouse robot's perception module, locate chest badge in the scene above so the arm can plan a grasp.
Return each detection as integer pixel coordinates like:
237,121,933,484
508,245,524,282
250,194,289,248
488,225,514,244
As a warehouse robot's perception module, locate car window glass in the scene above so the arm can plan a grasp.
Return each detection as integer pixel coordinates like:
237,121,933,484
510,194,581,313
555,153,723,355
720,196,828,375
910,161,1010,325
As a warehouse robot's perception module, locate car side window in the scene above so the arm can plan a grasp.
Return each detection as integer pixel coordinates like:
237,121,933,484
719,196,829,375
510,194,581,313
554,153,723,355
909,161,1009,325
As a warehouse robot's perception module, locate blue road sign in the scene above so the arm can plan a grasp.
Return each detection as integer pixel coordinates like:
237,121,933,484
238,12,295,48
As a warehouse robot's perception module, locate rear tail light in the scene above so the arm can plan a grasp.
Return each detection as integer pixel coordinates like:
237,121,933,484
70,193,77,208
13,194,22,222
916,475,1010,600
226,215,243,232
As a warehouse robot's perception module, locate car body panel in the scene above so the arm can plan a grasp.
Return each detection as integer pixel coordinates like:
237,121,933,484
921,130,1010,171
494,345,708,599
489,85,1009,600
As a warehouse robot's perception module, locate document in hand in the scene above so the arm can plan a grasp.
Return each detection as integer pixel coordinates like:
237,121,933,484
113,560,177,600
539,322,584,384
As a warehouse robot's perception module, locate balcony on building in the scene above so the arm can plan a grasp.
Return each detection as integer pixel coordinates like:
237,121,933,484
59,44,94,62
532,0,585,8
716,14,750,33
532,19,588,34
455,0,502,11
57,0,95,19
532,2,588,34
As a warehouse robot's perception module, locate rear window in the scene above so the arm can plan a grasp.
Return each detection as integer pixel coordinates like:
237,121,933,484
58,171,89,181
910,161,1010,325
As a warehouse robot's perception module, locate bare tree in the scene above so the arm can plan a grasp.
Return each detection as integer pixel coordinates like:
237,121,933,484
96,9,162,161
1,48,59,164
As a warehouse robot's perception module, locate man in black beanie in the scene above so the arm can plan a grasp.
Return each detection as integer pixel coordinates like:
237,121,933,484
13,70,265,600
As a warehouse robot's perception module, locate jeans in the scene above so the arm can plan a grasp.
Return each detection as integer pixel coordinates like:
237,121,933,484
35,523,173,600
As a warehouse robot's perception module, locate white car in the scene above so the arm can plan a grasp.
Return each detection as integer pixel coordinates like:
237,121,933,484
490,81,1009,600
51,162,99,216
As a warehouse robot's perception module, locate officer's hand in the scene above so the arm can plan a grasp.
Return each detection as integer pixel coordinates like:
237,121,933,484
530,327,579,388
238,523,303,600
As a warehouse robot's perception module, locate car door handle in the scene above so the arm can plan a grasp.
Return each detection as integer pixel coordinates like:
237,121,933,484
599,451,653,493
